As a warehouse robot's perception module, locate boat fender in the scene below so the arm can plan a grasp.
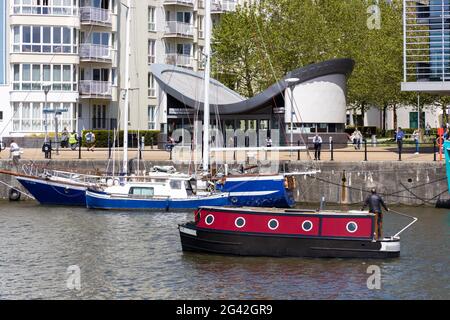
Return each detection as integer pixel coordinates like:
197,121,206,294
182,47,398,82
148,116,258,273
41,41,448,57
9,188,21,201
230,197,238,205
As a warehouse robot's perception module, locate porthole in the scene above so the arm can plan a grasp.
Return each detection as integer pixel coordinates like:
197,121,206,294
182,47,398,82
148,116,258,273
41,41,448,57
205,214,214,226
346,221,358,233
235,217,246,228
302,220,313,232
268,219,279,230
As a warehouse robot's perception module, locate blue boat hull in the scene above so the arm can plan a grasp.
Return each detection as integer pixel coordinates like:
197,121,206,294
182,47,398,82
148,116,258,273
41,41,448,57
216,175,295,208
86,190,230,210
16,176,87,206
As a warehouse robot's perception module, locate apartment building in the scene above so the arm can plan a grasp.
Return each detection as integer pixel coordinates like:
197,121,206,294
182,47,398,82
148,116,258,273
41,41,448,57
0,0,246,138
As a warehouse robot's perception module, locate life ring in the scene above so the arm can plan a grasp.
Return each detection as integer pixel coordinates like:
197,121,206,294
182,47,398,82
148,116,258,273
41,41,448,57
9,188,21,201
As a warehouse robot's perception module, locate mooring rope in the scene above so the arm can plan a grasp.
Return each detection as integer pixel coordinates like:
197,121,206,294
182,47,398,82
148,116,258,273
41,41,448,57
387,208,419,238
0,179,35,200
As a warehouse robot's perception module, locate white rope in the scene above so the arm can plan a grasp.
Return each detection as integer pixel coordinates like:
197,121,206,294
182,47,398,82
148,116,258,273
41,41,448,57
389,208,419,238
0,180,35,200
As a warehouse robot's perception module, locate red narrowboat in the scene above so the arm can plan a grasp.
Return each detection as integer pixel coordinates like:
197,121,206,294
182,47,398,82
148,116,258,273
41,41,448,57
179,207,403,259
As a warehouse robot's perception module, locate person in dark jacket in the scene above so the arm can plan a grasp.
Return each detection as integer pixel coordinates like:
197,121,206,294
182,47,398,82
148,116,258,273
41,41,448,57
362,188,389,239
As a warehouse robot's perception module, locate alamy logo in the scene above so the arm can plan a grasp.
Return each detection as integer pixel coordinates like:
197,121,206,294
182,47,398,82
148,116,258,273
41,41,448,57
66,265,81,291
367,5,381,30
366,265,381,290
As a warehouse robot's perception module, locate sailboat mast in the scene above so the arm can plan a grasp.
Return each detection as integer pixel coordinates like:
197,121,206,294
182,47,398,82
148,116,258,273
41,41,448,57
123,0,132,174
202,0,211,174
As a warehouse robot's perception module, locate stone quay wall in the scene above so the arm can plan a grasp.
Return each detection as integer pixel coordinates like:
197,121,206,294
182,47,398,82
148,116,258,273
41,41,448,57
0,160,447,206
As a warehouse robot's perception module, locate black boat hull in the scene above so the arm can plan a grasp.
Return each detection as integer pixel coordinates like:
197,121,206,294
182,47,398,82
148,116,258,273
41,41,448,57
179,223,400,259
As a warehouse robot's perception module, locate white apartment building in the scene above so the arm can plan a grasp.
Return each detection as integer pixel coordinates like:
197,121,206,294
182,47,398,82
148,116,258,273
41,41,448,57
0,0,244,138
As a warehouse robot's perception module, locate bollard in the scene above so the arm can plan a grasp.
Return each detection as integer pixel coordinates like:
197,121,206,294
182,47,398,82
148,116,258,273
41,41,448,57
331,140,334,161
364,139,368,161
78,137,82,160
297,140,301,161
433,139,437,162
398,141,402,161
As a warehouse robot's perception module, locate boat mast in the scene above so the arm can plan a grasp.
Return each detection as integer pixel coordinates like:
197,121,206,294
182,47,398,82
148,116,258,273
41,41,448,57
202,0,211,175
123,0,132,175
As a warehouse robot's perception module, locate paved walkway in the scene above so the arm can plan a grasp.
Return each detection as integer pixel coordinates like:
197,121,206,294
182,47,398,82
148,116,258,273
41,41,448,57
0,145,444,163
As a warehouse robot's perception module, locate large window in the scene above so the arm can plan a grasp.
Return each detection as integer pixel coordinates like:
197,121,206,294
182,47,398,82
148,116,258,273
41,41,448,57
148,6,156,31
148,73,155,97
13,0,78,16
148,39,155,64
148,105,156,129
13,25,77,54
12,63,77,91
12,101,75,133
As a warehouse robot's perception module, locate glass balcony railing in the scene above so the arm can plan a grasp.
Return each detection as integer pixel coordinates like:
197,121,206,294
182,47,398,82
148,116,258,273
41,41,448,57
164,21,194,37
80,81,112,97
80,7,112,26
165,53,192,67
80,44,112,61
163,0,194,6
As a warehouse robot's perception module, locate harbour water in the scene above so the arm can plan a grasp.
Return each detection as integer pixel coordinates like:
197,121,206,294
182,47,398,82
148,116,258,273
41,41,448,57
0,203,448,300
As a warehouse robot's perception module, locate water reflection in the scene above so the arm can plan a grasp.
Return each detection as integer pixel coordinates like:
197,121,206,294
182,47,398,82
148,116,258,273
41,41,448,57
0,203,448,299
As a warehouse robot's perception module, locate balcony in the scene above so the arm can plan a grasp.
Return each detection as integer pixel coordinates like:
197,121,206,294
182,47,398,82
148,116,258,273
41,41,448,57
80,7,112,26
164,21,194,38
163,0,194,7
211,0,236,13
80,81,112,98
80,44,112,62
165,53,192,68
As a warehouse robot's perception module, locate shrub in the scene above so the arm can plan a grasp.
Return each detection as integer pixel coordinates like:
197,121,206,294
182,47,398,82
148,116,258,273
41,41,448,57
80,130,160,148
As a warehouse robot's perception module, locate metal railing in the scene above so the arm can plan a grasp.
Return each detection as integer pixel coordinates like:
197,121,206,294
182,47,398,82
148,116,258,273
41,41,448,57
80,7,112,25
165,53,192,67
80,44,112,61
163,0,194,6
164,21,194,37
79,81,112,97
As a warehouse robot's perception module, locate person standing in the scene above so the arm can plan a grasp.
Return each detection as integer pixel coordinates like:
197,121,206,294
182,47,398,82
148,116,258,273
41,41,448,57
425,123,431,137
313,133,323,161
61,127,69,148
85,131,96,152
361,188,389,240
266,137,272,147
395,127,405,156
412,129,420,155
10,140,21,170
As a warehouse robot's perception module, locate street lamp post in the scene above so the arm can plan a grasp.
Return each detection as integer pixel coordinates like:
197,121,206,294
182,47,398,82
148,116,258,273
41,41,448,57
285,78,299,156
43,84,51,144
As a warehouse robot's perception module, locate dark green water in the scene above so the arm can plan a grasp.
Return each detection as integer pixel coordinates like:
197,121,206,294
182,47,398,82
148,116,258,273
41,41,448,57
0,203,448,299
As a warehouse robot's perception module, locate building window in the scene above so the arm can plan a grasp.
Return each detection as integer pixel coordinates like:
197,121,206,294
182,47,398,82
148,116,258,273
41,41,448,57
12,101,75,133
148,73,155,97
13,25,77,54
92,104,107,129
13,0,77,16
198,15,204,38
148,40,155,64
148,105,156,130
12,63,77,92
148,6,156,32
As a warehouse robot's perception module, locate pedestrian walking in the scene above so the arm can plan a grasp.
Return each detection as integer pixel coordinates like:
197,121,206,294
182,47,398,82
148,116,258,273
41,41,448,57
412,129,420,154
395,127,405,155
10,140,21,170
362,188,389,240
61,127,69,148
313,133,322,161
266,137,272,147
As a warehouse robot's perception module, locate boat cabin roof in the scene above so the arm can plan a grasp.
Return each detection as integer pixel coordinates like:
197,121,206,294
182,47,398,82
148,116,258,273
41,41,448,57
198,206,375,216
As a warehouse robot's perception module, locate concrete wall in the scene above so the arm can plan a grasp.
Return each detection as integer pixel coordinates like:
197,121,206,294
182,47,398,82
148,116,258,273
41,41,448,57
0,159,447,206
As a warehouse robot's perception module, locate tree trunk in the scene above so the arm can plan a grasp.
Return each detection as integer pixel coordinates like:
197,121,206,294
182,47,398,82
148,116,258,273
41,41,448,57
360,102,366,127
382,104,387,136
442,101,447,127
